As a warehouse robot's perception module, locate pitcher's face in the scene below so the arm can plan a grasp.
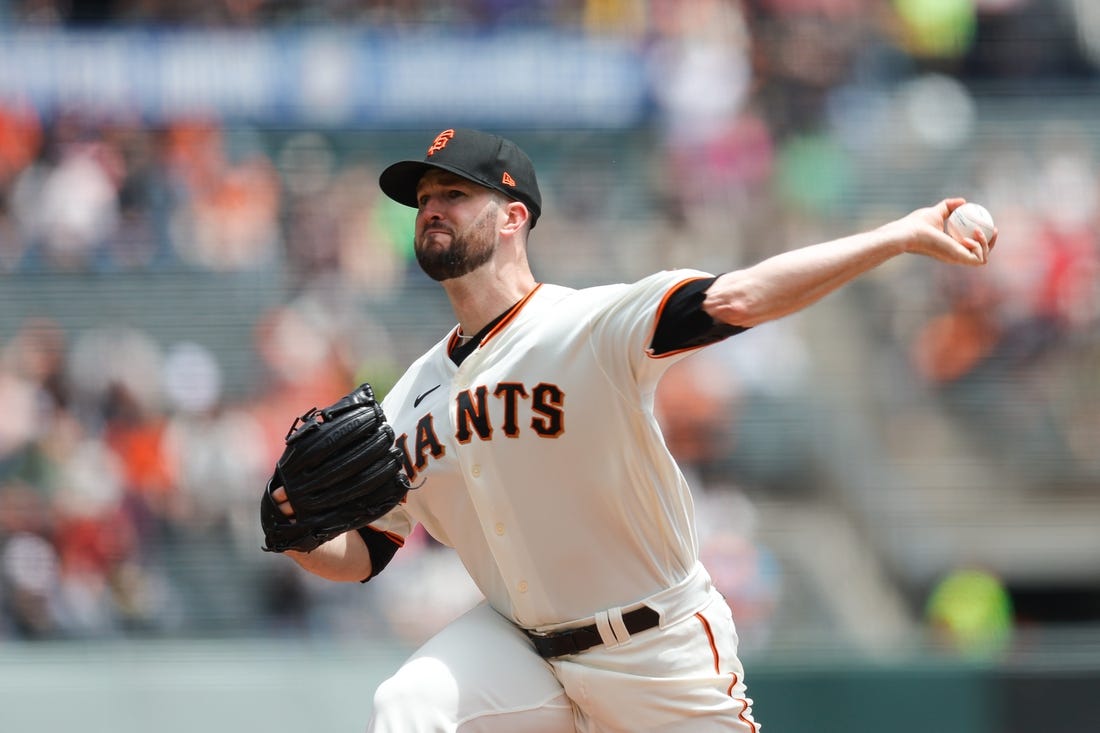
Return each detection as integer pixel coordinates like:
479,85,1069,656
414,170,504,282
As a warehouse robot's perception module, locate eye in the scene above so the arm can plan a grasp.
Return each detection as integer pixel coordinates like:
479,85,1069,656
447,189,465,200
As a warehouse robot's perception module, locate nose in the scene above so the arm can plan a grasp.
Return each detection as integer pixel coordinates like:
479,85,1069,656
416,202,448,236
418,209,444,231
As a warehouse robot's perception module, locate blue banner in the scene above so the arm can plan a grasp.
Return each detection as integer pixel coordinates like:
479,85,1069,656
0,29,649,128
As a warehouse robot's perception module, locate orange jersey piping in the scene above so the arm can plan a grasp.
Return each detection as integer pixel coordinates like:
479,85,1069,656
446,284,543,356
695,611,760,732
484,284,542,345
645,276,715,360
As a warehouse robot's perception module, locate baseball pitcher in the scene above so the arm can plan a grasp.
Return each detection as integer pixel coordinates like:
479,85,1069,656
261,128,997,732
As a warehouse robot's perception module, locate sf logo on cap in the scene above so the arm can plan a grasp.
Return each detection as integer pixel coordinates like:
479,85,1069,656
427,129,455,157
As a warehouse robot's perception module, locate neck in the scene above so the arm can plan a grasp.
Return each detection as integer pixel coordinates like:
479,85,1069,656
443,261,537,337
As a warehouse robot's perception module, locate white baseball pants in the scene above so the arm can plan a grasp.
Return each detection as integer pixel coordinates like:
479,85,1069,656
367,582,759,732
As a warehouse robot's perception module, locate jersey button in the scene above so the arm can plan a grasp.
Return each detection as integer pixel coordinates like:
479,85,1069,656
517,581,528,593
495,523,505,536
471,465,481,478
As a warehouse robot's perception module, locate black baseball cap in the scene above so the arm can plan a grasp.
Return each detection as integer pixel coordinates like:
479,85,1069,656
379,128,542,228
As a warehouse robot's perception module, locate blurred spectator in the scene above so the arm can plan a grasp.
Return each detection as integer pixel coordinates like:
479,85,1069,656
278,133,410,295
0,103,42,189
649,0,760,220
9,116,123,271
107,124,173,268
908,267,1088,489
695,489,781,656
649,0,753,150
165,121,281,271
910,272,1003,386
746,0,888,138
654,347,742,488
1,531,60,637
160,342,269,545
0,365,42,471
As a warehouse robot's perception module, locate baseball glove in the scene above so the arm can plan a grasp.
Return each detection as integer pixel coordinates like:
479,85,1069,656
260,382,412,553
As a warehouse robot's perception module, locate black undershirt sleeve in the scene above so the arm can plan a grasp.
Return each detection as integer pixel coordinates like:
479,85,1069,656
356,526,403,582
649,275,747,356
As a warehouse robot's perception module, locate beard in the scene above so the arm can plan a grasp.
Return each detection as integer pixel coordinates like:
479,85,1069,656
414,205,499,282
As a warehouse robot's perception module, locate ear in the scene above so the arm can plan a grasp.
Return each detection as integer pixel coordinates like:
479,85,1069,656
500,200,531,237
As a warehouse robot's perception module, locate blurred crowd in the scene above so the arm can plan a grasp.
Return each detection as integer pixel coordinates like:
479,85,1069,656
0,111,415,284
0,0,1098,648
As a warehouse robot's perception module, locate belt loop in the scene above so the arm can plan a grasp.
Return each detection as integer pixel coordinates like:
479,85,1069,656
608,606,631,645
593,611,619,649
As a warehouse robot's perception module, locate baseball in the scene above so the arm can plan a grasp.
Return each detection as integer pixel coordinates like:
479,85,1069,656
946,202,996,243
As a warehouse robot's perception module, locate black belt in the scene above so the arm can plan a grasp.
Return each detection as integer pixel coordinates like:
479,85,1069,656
524,606,661,659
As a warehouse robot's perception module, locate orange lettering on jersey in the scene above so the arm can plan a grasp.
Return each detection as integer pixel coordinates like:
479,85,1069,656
426,129,455,157
494,382,528,437
531,383,565,437
501,171,516,187
412,414,445,472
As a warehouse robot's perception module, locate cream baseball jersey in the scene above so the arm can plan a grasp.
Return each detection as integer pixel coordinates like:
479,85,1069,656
371,268,724,630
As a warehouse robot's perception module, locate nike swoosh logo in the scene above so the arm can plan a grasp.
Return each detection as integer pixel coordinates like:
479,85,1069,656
413,384,441,408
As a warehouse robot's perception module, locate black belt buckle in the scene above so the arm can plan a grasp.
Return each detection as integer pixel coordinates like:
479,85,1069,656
526,605,660,659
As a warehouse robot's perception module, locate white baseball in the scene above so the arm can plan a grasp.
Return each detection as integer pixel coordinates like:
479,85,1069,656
947,202,996,243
